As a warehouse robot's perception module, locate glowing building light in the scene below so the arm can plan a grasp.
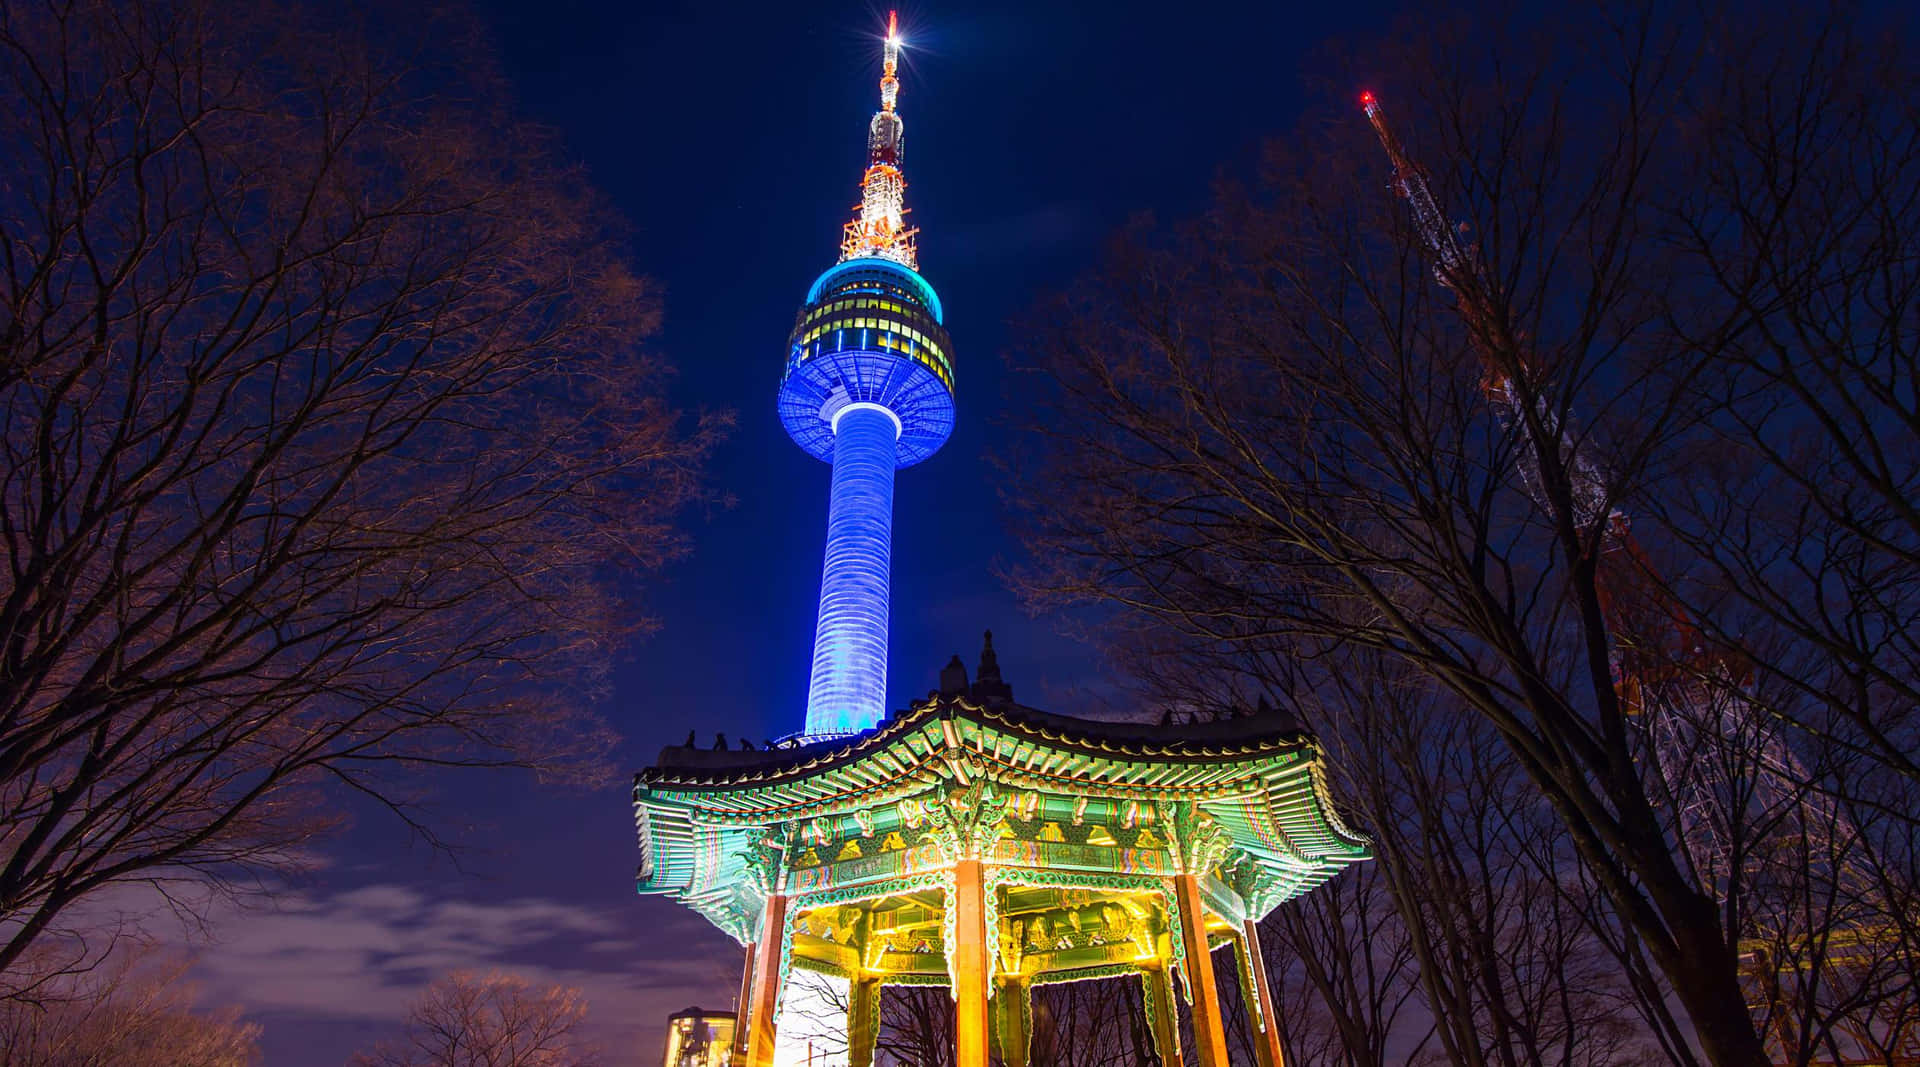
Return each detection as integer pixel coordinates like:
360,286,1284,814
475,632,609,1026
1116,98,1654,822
778,12,956,739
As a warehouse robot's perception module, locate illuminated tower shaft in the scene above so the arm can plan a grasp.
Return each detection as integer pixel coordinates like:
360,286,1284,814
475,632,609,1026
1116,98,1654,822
807,403,898,728
781,13,955,738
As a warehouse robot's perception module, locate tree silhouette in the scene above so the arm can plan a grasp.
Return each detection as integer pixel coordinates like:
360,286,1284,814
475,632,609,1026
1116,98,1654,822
352,971,595,1067
0,0,719,985
1007,4,1917,1064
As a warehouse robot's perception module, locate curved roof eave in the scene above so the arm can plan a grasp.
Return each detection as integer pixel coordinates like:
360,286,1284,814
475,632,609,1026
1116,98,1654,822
637,696,1319,797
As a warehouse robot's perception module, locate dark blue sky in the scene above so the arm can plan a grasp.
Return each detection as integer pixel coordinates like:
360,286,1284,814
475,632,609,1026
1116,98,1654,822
189,3,1393,1063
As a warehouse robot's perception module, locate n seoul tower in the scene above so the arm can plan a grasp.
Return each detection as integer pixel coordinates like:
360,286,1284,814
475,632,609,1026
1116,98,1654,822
779,12,955,740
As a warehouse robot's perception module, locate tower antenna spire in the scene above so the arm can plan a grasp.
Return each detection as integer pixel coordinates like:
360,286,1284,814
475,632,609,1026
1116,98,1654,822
881,10,900,113
841,10,918,267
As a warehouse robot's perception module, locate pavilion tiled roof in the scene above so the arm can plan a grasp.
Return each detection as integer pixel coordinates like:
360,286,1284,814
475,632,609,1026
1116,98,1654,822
634,694,1368,942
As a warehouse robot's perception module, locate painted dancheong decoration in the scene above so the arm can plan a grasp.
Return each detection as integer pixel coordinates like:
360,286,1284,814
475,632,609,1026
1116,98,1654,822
636,17,1368,1067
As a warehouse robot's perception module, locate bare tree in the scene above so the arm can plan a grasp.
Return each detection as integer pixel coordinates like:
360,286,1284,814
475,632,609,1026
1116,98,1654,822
772,969,853,1064
1128,641,1661,1067
1030,977,1154,1067
0,946,259,1066
1637,3,1920,806
351,971,594,1067
877,985,952,1067
1257,864,1427,1067
1006,5,1916,1065
1632,11,1920,1061
1332,671,1665,1067
0,0,717,984
1181,855,1425,1067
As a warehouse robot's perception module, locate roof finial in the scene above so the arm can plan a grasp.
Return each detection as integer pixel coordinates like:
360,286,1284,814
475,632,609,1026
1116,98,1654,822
974,629,1012,704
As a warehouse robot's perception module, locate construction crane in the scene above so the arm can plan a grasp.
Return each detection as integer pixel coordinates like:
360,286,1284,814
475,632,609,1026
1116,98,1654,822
1356,91,1909,1067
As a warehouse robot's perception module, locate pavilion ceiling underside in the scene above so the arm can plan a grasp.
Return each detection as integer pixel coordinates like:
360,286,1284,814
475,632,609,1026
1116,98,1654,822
783,884,1190,984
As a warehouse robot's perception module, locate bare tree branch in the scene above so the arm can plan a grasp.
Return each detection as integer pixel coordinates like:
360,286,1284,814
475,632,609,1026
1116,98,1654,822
0,0,721,985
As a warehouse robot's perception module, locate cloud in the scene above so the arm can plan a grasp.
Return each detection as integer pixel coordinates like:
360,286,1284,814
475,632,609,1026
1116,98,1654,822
166,883,740,1064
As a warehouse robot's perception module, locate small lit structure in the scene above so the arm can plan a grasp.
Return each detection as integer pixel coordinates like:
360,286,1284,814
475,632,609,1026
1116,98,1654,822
663,1007,735,1067
636,13,1368,1067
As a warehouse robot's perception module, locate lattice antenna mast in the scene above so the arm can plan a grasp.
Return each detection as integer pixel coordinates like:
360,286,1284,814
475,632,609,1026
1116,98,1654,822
841,11,919,267
1357,92,1906,1065
1361,92,1473,283
1355,92,1850,895
1362,92,1616,531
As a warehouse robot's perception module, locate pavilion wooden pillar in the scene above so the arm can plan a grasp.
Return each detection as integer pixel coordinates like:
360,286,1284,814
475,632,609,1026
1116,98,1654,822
848,973,883,1067
744,894,788,1067
952,858,990,1067
1140,961,1183,1067
991,974,1033,1067
1173,873,1231,1067
1236,920,1286,1067
733,942,758,1061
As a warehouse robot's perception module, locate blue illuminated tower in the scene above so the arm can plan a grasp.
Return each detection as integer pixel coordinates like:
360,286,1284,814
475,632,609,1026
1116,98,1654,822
780,12,955,739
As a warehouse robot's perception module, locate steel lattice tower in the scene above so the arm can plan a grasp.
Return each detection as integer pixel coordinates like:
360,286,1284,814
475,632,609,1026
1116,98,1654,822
1358,92,1897,1066
779,13,955,739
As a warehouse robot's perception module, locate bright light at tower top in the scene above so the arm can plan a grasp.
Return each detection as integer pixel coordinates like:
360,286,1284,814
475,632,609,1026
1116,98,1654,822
840,9,918,268
878,11,901,116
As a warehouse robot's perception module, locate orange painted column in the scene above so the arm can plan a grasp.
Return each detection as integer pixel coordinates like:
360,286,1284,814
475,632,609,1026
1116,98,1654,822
952,858,990,1067
1173,874,1231,1067
744,895,788,1067
1240,920,1287,1067
734,941,758,1061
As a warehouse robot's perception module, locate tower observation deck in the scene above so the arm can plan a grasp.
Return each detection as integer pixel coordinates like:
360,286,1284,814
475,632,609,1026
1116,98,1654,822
779,12,955,739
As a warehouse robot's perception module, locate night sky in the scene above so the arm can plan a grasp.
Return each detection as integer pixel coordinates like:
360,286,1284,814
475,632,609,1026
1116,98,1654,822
173,2,1394,1062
